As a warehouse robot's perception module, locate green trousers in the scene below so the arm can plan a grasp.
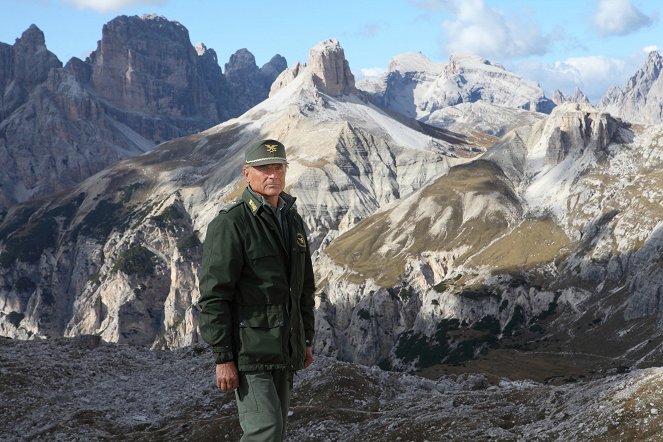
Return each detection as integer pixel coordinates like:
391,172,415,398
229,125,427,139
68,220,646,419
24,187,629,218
235,370,293,442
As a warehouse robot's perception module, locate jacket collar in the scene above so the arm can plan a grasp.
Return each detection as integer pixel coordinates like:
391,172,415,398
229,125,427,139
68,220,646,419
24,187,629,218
242,187,296,216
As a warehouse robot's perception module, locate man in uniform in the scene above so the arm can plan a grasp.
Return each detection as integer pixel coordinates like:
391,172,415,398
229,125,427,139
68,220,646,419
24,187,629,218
198,139,315,441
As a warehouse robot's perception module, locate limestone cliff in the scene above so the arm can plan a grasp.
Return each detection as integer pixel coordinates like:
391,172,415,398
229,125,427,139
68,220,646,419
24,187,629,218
0,15,286,210
599,51,663,124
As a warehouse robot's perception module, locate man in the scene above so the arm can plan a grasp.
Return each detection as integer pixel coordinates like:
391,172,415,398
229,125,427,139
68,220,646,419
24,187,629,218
198,139,316,441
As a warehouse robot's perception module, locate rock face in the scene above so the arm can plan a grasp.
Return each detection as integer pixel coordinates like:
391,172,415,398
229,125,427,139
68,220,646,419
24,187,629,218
307,39,356,96
360,52,555,125
225,49,288,114
0,25,61,117
0,15,286,209
599,50,663,124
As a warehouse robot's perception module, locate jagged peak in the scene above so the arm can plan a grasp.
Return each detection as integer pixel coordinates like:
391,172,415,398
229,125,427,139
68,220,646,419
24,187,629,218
645,50,663,63
552,87,590,106
224,48,257,73
16,24,46,49
307,38,356,97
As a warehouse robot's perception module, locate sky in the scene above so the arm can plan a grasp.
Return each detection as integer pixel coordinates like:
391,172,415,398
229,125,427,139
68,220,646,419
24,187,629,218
1,0,661,103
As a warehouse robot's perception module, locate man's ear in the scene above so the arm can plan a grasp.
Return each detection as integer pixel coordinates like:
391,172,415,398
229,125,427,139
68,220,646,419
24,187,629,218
242,167,250,182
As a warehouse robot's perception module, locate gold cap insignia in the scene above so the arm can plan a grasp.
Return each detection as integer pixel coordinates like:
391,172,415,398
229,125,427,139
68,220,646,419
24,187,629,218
265,144,279,153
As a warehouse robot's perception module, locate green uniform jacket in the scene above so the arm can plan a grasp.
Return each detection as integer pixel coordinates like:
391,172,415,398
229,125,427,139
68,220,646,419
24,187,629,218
198,188,315,371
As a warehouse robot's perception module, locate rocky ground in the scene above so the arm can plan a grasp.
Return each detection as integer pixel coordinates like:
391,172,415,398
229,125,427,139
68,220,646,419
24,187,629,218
1,336,661,441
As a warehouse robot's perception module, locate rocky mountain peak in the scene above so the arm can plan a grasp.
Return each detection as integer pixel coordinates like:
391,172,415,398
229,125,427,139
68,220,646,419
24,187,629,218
599,51,663,123
86,14,207,116
552,87,590,106
16,24,46,50
224,48,256,73
10,24,61,91
307,38,356,96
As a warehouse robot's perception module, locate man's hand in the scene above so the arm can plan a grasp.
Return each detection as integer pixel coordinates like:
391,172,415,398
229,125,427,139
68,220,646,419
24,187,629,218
216,361,239,392
304,346,314,368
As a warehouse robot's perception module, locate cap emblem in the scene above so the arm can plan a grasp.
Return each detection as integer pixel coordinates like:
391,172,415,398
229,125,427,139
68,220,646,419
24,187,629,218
265,144,279,153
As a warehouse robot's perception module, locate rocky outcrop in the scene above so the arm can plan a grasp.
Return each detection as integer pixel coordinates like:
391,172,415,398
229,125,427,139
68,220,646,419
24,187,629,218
308,39,356,97
0,15,286,209
599,50,663,124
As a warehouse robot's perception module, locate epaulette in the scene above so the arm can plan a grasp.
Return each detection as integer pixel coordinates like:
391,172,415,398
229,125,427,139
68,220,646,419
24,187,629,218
218,199,242,214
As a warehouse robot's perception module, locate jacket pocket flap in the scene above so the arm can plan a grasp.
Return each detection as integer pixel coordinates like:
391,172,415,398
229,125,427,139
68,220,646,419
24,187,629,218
238,304,284,328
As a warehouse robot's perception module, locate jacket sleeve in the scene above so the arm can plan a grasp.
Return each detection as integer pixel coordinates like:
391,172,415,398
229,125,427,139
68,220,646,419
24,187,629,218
300,229,316,346
198,213,243,363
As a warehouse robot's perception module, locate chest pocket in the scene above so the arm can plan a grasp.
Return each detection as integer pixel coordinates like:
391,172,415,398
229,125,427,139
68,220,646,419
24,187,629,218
238,304,285,364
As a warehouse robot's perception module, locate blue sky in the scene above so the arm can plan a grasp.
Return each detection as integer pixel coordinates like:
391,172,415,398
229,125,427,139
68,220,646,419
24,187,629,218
1,0,661,102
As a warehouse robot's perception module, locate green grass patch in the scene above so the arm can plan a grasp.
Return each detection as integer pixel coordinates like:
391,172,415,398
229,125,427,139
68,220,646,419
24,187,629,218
112,245,159,277
176,232,201,253
79,199,126,242
151,205,184,229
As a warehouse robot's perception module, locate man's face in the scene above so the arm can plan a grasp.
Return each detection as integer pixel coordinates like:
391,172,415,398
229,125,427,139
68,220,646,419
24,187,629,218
243,163,287,202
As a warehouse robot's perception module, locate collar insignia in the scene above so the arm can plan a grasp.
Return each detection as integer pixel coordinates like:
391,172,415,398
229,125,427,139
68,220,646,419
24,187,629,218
248,199,258,213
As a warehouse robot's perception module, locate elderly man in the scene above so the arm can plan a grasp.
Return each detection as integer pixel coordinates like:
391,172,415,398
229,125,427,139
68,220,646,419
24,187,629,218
198,139,315,441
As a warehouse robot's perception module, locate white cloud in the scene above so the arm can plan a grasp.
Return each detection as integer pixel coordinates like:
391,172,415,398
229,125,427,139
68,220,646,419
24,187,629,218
63,0,165,13
643,45,659,53
359,67,387,78
438,0,549,60
512,53,647,104
592,0,655,36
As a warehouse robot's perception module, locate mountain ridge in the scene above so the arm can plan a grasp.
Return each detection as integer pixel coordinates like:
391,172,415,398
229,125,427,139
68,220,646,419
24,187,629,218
1,21,663,392
0,15,285,210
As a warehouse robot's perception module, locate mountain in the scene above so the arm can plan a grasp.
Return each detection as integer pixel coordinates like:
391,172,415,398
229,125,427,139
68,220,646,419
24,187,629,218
316,102,663,373
0,15,285,210
1,32,662,385
357,51,556,131
0,38,481,349
599,50,663,124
